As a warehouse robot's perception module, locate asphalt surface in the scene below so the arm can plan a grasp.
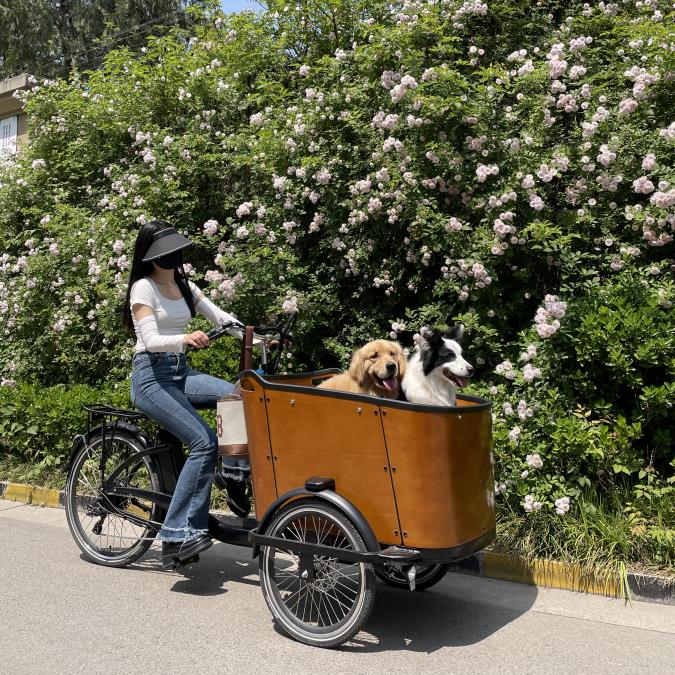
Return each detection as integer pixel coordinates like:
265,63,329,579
1,499,674,674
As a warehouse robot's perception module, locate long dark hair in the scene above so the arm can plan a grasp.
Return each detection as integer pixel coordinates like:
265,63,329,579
122,219,196,332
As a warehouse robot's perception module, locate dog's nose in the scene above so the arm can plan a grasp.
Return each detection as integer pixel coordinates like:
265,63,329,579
467,365,474,376
386,362,397,374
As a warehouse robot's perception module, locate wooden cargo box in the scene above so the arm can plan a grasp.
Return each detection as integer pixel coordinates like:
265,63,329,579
240,370,495,552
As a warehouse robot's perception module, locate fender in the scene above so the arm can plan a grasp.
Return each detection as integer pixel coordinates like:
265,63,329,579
64,422,150,475
251,487,379,558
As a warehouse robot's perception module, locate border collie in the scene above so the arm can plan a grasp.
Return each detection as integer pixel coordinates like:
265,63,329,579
401,325,474,406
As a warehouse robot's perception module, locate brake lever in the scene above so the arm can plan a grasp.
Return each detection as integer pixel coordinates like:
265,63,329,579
206,325,234,340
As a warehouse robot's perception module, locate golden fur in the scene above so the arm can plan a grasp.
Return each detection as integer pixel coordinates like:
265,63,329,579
317,339,406,399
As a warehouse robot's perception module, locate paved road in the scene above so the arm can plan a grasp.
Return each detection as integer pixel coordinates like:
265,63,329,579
1,499,673,674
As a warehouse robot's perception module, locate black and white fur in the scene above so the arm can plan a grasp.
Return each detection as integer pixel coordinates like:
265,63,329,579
402,325,474,406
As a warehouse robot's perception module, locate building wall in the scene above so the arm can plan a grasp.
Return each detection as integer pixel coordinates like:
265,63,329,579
0,74,29,156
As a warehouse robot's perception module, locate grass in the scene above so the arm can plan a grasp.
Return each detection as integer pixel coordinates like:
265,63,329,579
493,489,675,581
0,453,66,490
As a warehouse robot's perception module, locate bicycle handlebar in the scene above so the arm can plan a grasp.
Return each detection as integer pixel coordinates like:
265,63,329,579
185,312,297,376
186,313,297,354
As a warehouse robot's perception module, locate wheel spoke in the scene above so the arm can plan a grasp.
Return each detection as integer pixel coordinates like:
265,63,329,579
323,589,347,621
76,464,101,495
287,582,308,614
289,520,304,543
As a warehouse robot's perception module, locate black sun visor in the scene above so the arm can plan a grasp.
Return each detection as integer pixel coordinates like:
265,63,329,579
141,227,192,262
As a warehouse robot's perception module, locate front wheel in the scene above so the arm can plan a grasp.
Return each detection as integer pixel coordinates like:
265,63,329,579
65,430,161,567
259,500,375,648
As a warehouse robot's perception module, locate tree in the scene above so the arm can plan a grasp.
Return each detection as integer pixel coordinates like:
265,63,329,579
0,0,204,80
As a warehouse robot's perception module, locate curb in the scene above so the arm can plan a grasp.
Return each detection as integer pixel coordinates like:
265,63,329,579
447,552,675,606
0,480,64,508
1,480,673,605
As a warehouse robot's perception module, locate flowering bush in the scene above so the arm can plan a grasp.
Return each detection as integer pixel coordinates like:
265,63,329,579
0,1,673,557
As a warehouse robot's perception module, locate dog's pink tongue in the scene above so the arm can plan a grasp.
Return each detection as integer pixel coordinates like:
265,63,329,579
456,377,468,388
382,376,398,391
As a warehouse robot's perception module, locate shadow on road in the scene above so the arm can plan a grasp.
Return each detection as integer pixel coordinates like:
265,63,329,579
341,578,538,653
121,542,262,596
122,542,537,652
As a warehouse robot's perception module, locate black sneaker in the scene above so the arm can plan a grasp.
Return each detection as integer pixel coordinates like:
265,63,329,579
224,478,252,518
162,534,212,566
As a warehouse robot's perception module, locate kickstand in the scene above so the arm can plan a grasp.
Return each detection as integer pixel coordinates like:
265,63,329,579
407,564,417,591
165,554,200,571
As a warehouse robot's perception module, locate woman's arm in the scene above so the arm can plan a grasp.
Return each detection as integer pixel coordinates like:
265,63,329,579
130,279,210,351
134,305,209,350
193,293,239,325
190,284,243,336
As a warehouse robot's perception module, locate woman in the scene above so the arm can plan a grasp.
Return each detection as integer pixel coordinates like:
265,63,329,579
123,219,249,567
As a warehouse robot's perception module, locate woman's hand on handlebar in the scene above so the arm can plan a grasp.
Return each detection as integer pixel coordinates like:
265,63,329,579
184,331,210,349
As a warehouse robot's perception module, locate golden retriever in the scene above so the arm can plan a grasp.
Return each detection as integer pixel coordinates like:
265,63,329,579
318,339,406,399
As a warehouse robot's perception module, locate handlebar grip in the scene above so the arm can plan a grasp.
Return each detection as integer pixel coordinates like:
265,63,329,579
206,326,227,340
185,321,244,352
207,321,245,339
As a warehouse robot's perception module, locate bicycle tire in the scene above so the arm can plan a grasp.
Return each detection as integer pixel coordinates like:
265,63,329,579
65,430,162,567
259,499,376,648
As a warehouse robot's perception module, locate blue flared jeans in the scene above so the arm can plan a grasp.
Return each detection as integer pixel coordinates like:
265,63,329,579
130,351,237,542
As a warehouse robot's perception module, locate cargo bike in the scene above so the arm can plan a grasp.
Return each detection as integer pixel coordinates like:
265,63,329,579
64,315,495,648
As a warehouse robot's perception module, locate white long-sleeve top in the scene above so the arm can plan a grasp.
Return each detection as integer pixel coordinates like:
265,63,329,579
129,277,239,353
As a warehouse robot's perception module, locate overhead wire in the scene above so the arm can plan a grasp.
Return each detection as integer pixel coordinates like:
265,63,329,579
66,7,193,64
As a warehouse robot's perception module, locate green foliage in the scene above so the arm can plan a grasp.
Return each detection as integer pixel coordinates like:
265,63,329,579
186,322,242,380
495,486,674,574
0,380,130,475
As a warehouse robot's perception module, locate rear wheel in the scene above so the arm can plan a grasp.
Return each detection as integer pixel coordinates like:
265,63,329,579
259,500,375,648
65,431,161,567
375,561,450,591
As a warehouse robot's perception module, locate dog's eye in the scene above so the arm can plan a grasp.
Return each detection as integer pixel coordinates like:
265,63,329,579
370,353,378,359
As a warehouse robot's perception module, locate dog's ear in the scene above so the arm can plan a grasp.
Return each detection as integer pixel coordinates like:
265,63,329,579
347,347,368,387
395,345,407,380
421,343,435,375
419,326,442,343
444,323,465,342
420,331,438,375
426,328,443,346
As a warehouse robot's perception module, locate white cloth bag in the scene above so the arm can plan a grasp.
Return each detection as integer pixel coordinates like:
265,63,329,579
216,393,248,456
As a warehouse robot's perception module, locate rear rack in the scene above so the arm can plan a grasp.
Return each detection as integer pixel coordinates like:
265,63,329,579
81,404,148,443
82,404,146,421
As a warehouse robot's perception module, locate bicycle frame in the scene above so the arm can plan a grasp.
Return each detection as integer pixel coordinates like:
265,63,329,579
72,314,297,547
83,425,254,546
103,442,181,512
